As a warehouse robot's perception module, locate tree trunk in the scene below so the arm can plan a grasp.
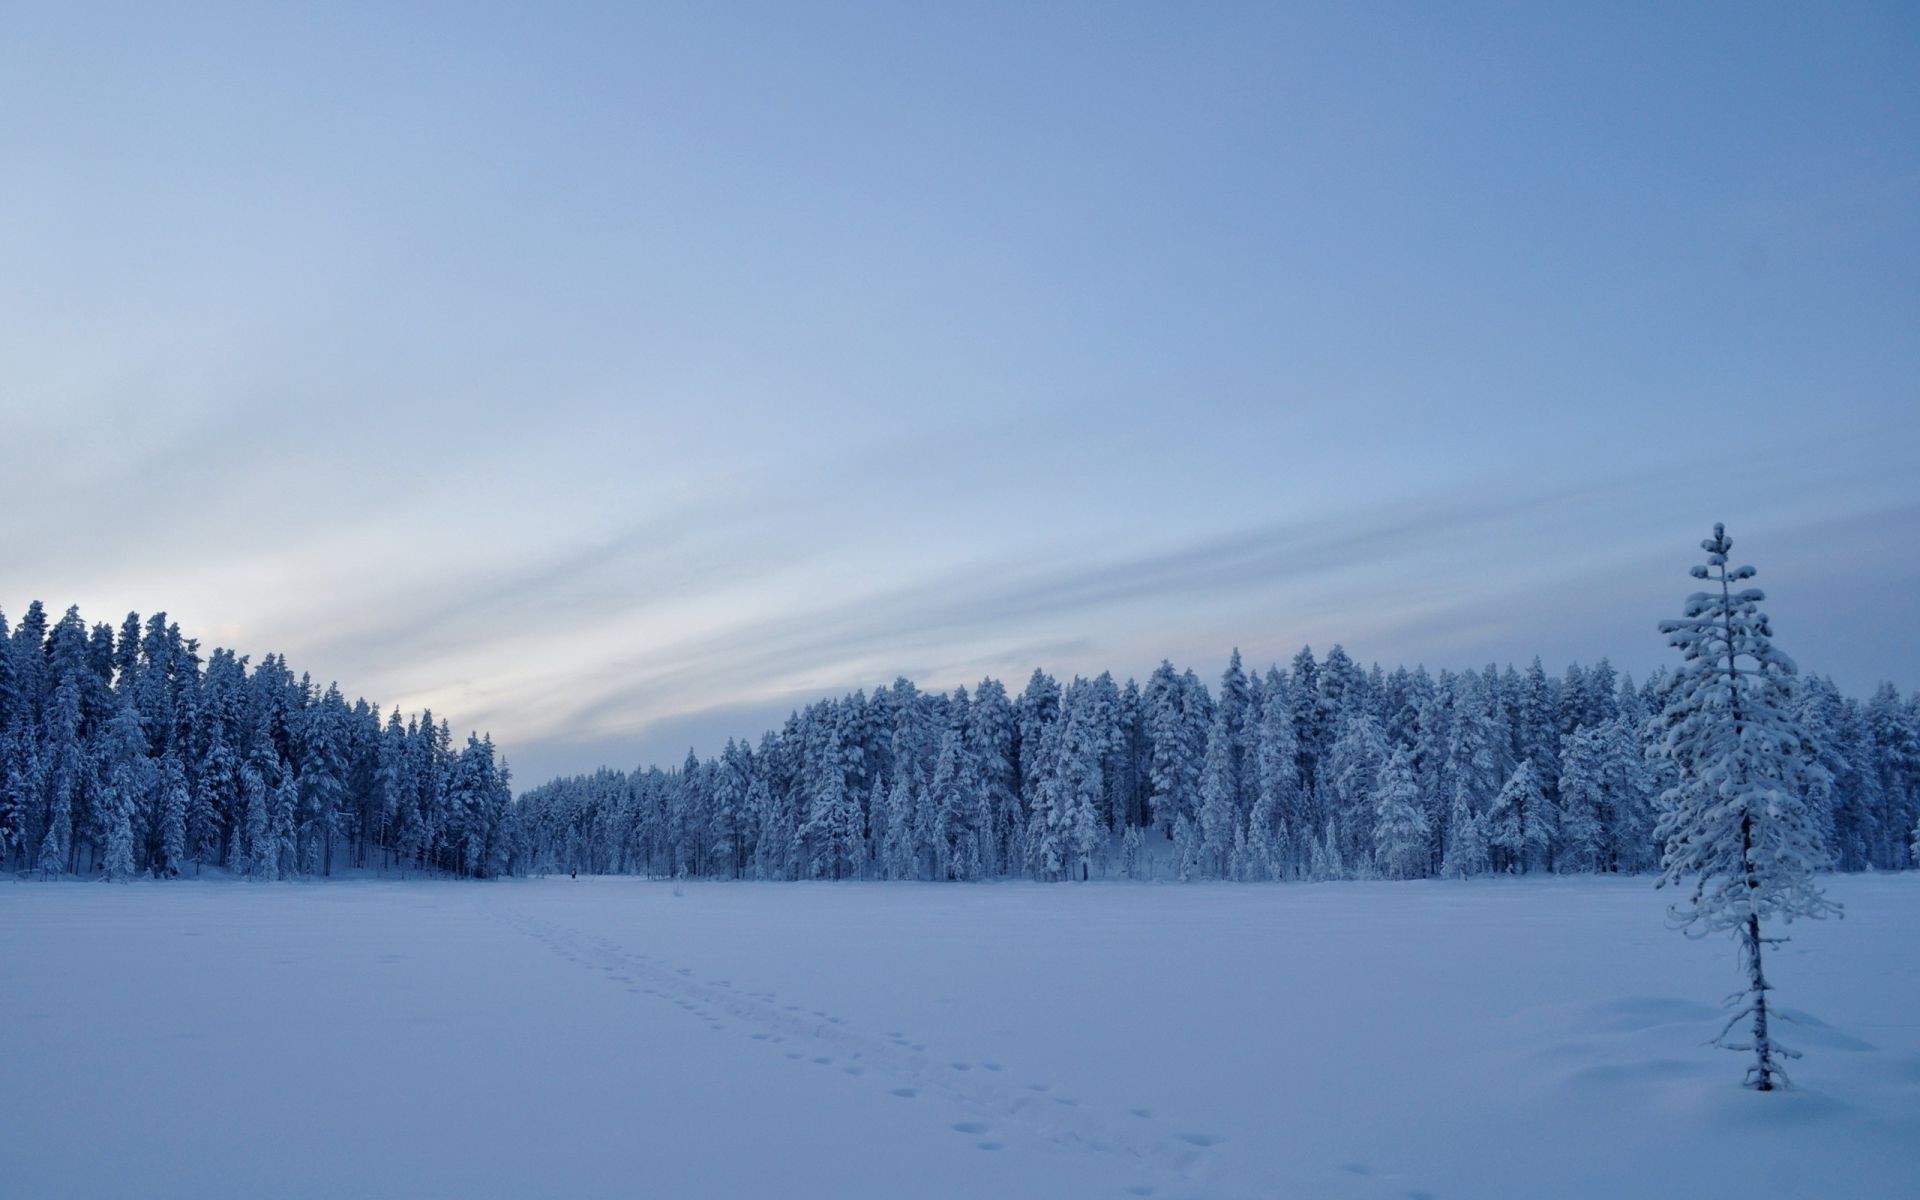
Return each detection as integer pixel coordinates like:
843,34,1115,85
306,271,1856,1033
1744,910,1776,1091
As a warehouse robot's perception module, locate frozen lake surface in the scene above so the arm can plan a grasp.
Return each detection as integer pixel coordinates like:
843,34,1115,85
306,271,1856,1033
3,873,1915,1199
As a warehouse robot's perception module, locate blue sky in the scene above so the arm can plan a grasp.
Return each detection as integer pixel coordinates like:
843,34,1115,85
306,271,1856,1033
3,2,1916,784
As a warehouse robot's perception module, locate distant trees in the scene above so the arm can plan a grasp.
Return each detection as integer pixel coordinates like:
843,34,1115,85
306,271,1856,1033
515,639,1918,887
1655,525,1841,1090
0,602,507,880
8,590,1915,892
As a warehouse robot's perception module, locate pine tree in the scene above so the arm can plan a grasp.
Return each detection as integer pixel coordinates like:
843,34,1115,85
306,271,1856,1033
157,754,189,876
1324,715,1389,871
1863,684,1919,868
966,677,1017,875
99,700,149,881
1443,672,1508,870
1120,823,1144,879
880,772,917,880
798,721,863,880
1196,717,1238,878
929,730,982,880
1486,759,1552,874
1555,726,1608,872
1026,719,1071,880
36,677,82,877
1249,669,1303,879
1371,748,1430,880
1656,524,1839,1091
1438,792,1488,879
1142,662,1200,839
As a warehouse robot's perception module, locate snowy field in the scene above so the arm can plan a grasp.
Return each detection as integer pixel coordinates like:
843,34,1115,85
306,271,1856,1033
3,875,1915,1200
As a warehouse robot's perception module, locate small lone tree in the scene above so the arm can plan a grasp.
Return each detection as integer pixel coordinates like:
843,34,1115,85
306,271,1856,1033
1655,523,1839,1090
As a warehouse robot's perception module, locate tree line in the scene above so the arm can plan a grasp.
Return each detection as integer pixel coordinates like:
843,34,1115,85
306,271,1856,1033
6,599,1915,885
516,645,1919,883
0,602,512,879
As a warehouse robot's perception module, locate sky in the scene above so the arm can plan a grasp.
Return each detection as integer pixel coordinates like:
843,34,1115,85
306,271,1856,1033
2,2,1916,785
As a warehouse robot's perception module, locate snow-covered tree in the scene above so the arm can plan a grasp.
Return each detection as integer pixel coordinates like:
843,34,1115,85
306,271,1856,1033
97,701,149,881
1655,524,1840,1091
798,719,864,880
1438,792,1488,879
930,729,983,880
1245,669,1302,880
1196,717,1238,878
1486,759,1552,874
1555,726,1609,872
1323,715,1389,873
1371,748,1430,879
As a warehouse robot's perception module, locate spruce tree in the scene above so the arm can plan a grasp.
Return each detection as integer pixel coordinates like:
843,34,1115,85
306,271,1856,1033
1196,718,1238,878
1486,759,1552,874
1371,748,1430,880
1655,524,1839,1091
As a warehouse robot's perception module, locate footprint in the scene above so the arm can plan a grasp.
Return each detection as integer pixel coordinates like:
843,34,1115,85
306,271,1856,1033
982,1062,1002,1072
1053,1096,1079,1107
950,1062,972,1072
975,1141,1003,1151
1026,1083,1050,1093
889,1088,918,1099
784,1052,803,1060
951,1121,990,1135
1175,1133,1222,1148
1342,1163,1371,1176
750,1033,770,1041
811,1056,832,1065
842,1066,864,1076
1130,1108,1152,1119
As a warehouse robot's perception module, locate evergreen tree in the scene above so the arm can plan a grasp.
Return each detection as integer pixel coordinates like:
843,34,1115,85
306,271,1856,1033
37,677,83,877
1555,726,1609,873
1142,661,1202,839
798,721,864,880
1438,793,1488,879
1247,669,1302,879
157,754,189,876
1323,715,1389,871
1656,524,1839,1091
98,701,149,881
1196,716,1238,878
966,677,1017,875
929,730,982,880
1371,748,1430,879
1486,759,1552,874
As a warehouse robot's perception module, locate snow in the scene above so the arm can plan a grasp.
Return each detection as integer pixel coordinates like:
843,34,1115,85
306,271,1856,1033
3,874,1915,1199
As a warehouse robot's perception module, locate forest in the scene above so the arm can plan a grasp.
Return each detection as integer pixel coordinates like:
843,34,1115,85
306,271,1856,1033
516,648,1919,883
0,602,511,880
3,600,1914,885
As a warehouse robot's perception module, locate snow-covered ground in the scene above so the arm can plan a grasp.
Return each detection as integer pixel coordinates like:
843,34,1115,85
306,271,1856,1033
3,874,1914,1199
